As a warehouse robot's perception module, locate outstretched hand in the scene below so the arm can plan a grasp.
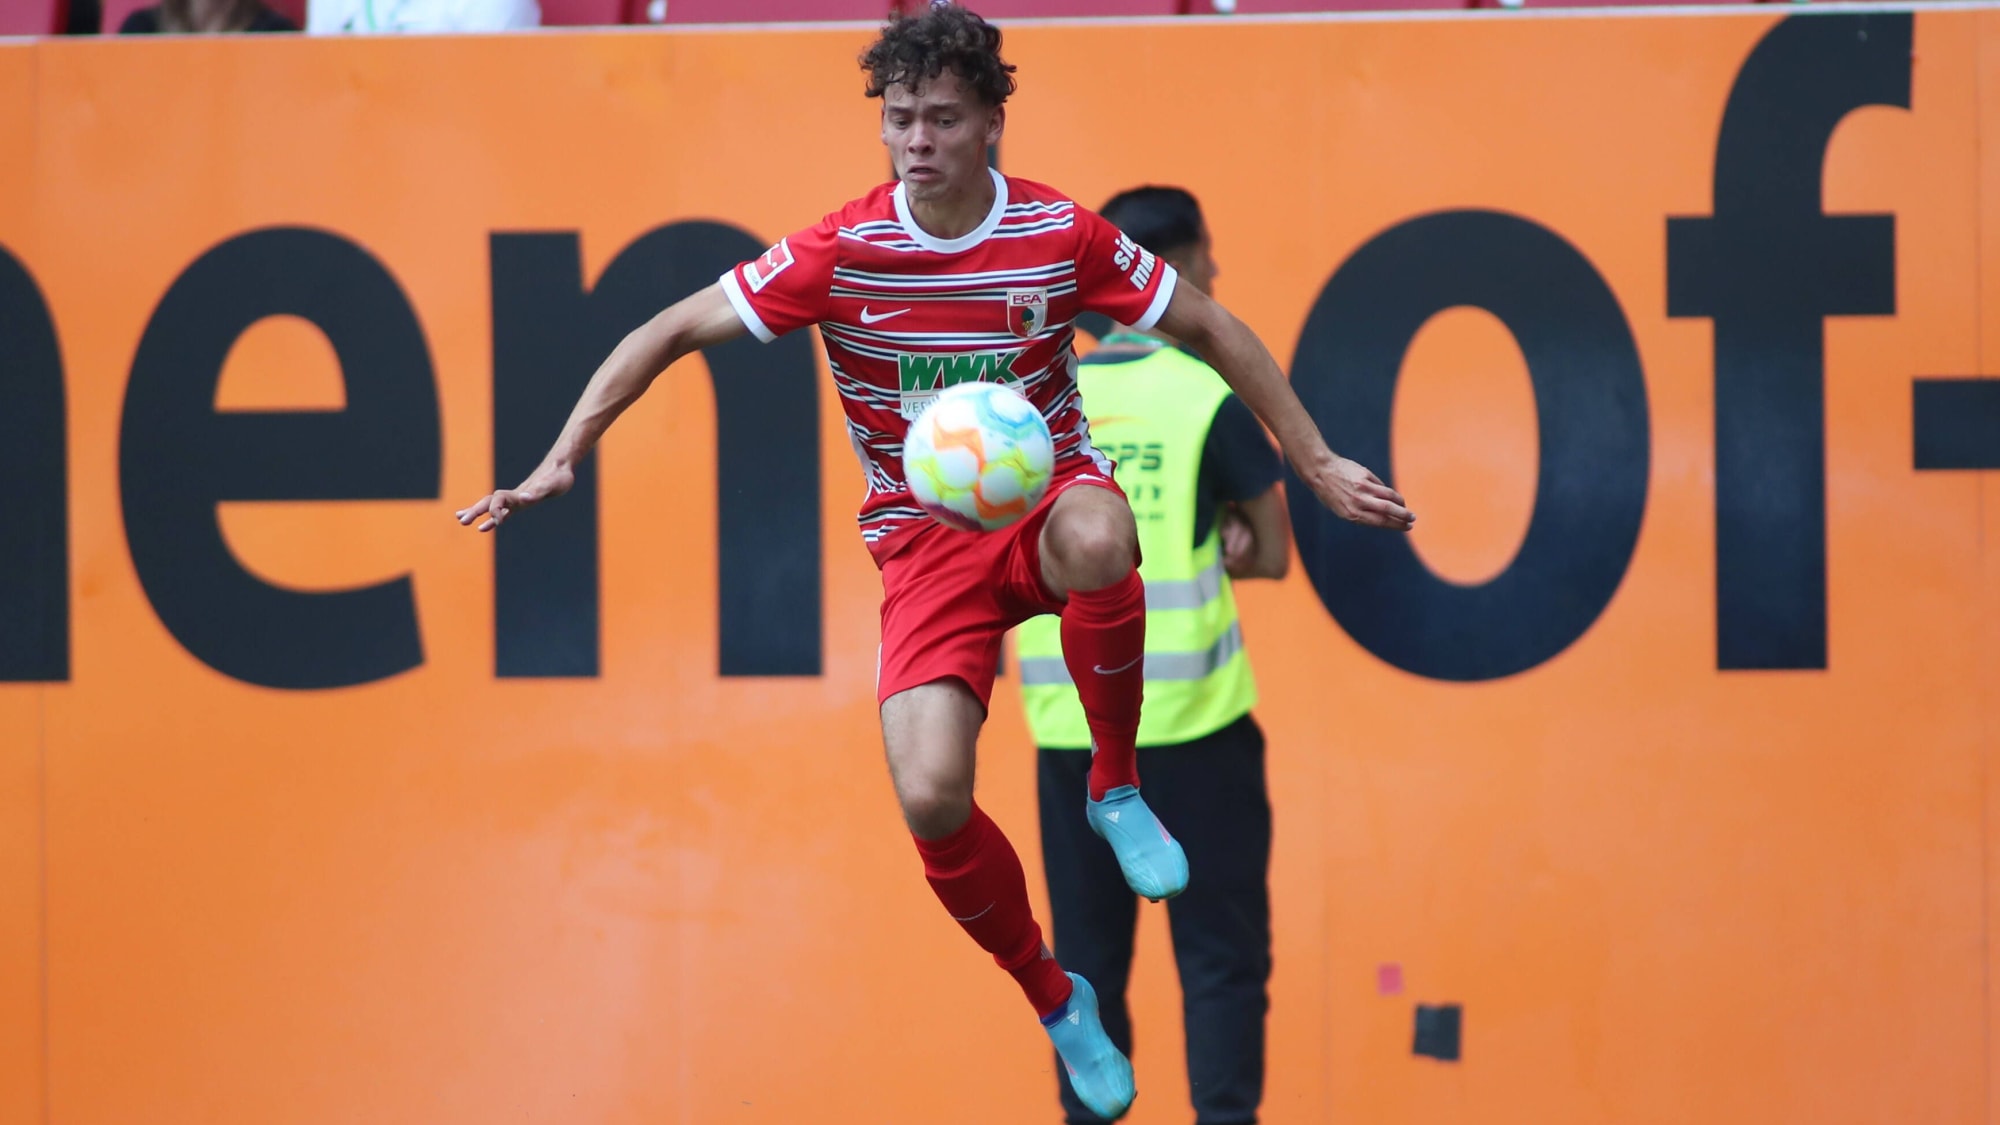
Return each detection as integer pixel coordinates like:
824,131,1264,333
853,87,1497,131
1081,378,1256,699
1299,455,1414,531
455,462,575,532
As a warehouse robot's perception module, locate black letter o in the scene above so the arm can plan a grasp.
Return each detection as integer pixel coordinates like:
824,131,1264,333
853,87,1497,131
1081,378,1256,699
1289,211,1649,681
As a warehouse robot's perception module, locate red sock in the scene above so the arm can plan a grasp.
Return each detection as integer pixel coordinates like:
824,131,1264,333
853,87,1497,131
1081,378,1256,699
1061,569,1145,800
912,804,1074,1018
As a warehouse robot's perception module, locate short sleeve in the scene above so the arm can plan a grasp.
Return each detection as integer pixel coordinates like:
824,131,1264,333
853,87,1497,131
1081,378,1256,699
1074,206,1179,331
717,214,839,343
1203,395,1284,504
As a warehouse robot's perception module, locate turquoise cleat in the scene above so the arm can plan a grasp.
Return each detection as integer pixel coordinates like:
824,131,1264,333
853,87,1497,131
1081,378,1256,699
1086,784,1189,901
1043,972,1136,1121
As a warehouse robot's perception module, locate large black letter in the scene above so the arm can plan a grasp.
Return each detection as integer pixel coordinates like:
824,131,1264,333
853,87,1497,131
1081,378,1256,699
490,222,821,678
0,245,68,682
1667,12,1909,670
1289,211,1649,682
121,228,439,690
488,234,603,678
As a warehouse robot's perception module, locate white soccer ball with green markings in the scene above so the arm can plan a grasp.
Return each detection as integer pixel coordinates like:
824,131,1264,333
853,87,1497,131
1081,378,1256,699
903,381,1056,532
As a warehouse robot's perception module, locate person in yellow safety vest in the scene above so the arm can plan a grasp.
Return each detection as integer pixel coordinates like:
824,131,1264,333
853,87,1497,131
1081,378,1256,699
1014,185,1290,1125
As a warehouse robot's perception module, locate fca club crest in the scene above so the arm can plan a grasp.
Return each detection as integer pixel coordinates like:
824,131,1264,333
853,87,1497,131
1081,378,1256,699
1006,288,1049,338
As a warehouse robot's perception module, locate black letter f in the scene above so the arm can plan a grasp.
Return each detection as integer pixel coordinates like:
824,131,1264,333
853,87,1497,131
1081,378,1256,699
1668,12,1909,670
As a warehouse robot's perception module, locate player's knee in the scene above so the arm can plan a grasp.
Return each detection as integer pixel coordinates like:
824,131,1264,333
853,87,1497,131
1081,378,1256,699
898,777,974,839
1056,514,1137,592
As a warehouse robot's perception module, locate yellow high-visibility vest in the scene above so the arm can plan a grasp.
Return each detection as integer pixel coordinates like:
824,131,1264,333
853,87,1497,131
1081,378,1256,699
1016,343,1257,749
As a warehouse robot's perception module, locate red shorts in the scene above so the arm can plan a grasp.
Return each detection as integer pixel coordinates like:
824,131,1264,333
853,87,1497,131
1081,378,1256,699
876,470,1125,708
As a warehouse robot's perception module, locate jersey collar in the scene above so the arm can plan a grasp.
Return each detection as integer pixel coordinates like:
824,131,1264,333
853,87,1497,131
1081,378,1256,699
892,167,1008,254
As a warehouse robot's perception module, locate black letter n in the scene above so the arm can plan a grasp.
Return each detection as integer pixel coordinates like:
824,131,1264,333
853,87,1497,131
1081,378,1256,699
0,246,68,682
490,223,821,679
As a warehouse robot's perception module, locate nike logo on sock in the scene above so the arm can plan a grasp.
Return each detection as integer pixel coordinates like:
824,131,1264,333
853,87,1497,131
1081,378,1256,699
950,902,995,922
1092,655,1142,675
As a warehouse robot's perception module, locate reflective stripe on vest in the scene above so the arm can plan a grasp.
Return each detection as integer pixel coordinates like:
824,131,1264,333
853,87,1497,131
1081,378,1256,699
1018,619,1243,686
1014,343,1258,749
1142,553,1225,612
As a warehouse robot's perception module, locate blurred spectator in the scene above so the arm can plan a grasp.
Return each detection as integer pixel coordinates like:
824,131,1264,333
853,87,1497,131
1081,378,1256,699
305,0,538,32
64,0,103,33
119,0,296,30
1017,184,1288,1125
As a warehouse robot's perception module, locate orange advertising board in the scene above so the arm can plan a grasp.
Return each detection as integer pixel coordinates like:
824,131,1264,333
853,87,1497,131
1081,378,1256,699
1,7,1997,1124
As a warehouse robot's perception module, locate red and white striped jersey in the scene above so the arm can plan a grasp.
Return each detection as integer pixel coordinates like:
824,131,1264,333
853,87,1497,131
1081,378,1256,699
718,169,1179,561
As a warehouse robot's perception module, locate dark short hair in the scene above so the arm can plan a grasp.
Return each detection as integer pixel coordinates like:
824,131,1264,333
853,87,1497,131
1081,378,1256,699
1099,186,1206,259
860,3,1017,107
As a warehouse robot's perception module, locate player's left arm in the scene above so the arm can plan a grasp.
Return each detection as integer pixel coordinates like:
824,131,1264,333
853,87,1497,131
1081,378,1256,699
1159,284,1414,531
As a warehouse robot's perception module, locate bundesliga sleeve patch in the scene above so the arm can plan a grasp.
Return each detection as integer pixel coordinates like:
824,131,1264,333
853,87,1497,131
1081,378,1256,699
744,238,795,293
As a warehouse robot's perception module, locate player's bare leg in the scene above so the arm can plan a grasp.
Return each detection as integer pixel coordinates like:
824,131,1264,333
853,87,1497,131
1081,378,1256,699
882,679,983,839
1040,484,1190,902
882,679,1136,1120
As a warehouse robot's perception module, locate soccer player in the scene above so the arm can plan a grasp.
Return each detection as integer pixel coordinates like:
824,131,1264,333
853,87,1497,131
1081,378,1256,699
455,5,1413,1119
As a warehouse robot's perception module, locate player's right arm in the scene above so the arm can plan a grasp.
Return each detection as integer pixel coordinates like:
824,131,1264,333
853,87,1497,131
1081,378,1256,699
455,283,746,532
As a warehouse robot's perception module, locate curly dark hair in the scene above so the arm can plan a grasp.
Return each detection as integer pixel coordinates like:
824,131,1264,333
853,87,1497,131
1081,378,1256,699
860,3,1017,107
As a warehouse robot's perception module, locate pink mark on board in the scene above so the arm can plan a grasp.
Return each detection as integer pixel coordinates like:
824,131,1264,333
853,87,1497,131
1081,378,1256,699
1377,963,1404,996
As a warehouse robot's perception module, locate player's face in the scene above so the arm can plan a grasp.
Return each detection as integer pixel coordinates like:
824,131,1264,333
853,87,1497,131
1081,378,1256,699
1169,226,1220,295
881,73,1003,204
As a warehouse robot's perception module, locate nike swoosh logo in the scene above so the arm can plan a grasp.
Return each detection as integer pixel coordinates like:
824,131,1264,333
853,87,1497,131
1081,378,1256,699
859,306,910,324
1092,655,1143,675
949,902,996,922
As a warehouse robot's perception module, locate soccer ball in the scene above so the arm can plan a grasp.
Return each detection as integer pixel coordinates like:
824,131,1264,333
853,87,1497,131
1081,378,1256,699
903,382,1055,532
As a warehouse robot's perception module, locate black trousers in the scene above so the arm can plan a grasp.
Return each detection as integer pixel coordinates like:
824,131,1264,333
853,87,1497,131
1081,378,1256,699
1037,714,1272,1125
